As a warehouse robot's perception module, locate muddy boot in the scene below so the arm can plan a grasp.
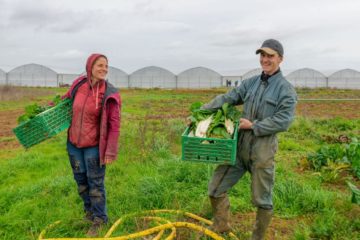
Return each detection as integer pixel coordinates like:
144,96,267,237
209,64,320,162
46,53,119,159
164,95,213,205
86,217,105,237
251,208,273,240
209,193,231,233
84,210,93,222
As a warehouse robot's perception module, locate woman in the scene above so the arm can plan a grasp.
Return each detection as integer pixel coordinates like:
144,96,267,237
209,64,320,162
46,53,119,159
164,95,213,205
63,53,121,236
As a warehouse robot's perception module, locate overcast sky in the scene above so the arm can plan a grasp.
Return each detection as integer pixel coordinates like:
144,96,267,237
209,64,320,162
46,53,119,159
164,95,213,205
0,0,359,75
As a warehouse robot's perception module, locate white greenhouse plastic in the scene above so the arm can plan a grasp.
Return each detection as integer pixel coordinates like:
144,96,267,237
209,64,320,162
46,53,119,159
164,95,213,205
7,64,57,87
177,67,222,88
328,69,360,89
242,68,262,80
0,69,6,85
129,66,176,89
57,74,81,86
108,67,129,88
1,63,359,89
286,68,327,88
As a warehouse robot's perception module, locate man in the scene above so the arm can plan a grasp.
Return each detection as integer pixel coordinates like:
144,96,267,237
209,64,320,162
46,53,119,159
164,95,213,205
203,39,297,239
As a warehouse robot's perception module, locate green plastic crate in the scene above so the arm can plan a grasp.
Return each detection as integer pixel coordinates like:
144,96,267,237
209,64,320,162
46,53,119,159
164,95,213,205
13,98,73,149
181,123,239,165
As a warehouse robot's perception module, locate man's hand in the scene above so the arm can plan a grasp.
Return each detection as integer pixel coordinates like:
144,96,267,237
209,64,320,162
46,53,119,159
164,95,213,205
185,117,192,126
239,118,253,130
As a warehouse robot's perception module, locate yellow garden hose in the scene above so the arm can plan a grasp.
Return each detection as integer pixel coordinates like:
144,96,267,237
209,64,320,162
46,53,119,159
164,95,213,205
140,216,176,240
38,209,239,240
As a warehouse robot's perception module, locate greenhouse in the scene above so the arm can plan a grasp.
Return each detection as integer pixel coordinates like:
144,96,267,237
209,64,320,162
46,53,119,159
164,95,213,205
328,69,360,89
177,67,222,88
242,68,262,80
0,68,6,85
7,64,58,87
129,66,176,88
108,66,129,88
57,73,81,86
285,68,327,88
1,62,360,89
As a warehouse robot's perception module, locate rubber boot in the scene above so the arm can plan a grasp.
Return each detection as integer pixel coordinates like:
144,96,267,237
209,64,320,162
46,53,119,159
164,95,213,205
251,208,273,240
209,193,231,233
86,217,105,237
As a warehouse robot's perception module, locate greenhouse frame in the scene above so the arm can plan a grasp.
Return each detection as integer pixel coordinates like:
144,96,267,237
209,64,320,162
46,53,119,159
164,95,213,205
286,68,327,88
177,67,222,88
328,69,360,89
7,64,58,87
129,66,176,89
1,63,359,89
0,68,6,85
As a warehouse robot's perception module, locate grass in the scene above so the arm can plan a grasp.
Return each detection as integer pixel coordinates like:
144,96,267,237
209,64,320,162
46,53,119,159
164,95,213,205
0,86,359,239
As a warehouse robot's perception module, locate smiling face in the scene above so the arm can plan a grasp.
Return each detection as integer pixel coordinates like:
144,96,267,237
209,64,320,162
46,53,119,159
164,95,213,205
91,57,108,83
259,51,283,75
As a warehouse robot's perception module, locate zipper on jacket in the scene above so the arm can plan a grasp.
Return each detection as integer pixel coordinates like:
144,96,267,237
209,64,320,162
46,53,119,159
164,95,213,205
98,99,106,167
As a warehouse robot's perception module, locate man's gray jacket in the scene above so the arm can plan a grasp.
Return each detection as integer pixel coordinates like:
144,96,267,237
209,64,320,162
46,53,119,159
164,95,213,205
203,71,297,167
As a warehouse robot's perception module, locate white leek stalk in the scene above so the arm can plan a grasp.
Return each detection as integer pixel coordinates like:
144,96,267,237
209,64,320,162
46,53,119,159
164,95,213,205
225,118,234,135
195,115,213,138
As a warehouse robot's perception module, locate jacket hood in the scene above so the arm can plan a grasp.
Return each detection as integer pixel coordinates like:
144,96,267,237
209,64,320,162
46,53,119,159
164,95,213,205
86,53,108,82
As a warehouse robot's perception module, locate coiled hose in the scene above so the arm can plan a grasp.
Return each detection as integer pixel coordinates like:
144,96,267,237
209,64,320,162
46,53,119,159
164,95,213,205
38,209,239,240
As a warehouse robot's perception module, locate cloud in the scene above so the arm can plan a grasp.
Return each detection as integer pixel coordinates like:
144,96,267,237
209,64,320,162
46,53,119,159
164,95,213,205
0,0,360,73
2,1,99,33
164,41,184,50
52,49,86,59
133,0,164,16
138,20,191,33
209,24,319,48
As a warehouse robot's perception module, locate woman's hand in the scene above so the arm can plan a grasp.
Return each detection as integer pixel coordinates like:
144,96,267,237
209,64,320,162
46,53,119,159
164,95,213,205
104,156,114,164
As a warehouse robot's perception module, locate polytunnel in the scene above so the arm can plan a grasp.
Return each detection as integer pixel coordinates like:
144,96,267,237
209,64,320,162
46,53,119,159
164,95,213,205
0,68,6,85
285,68,327,88
108,66,128,88
328,69,360,89
57,73,82,86
242,68,262,80
177,67,222,88
7,64,58,87
129,66,176,88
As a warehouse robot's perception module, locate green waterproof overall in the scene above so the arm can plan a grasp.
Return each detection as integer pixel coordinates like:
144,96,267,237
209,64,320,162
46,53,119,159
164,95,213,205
205,71,297,209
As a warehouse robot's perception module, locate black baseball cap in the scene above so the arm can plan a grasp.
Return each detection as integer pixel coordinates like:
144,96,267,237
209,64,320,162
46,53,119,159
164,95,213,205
256,39,284,56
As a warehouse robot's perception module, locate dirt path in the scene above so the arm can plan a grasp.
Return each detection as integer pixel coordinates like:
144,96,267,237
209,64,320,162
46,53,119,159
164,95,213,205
0,109,23,150
232,212,299,239
297,101,360,119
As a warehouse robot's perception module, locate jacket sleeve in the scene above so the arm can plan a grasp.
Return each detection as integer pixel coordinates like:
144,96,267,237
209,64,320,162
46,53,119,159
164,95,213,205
104,96,121,161
202,83,247,110
61,76,87,100
252,86,297,136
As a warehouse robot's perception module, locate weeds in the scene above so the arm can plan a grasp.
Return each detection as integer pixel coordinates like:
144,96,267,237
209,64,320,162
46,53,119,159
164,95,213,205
306,138,360,180
0,85,54,101
1,88,360,239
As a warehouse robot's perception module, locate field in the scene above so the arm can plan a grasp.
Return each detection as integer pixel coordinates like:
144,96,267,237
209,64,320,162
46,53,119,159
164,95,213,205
0,86,359,240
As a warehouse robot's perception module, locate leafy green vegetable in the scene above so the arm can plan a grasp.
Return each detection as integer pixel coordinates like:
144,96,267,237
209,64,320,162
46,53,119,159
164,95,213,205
307,138,360,179
188,101,241,139
189,102,215,122
223,102,241,121
210,126,231,139
52,95,62,105
17,95,63,124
